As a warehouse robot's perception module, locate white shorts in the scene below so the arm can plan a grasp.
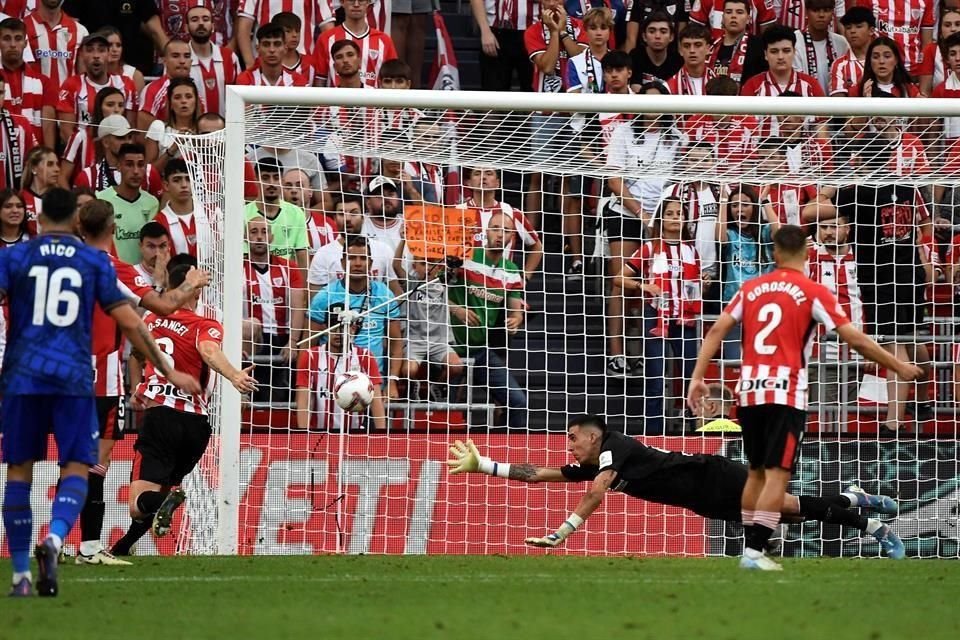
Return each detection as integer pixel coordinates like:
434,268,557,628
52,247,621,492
407,340,456,365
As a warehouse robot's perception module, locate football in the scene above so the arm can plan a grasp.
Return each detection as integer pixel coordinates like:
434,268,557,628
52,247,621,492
333,371,375,412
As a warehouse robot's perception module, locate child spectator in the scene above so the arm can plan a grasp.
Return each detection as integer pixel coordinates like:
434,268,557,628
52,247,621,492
707,0,767,85
791,0,848,95
829,6,875,96
629,11,681,85
666,23,715,96
237,22,310,86
918,6,960,96
273,10,318,86
690,0,774,39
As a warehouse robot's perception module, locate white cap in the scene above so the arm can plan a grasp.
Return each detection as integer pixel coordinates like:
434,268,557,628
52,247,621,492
98,114,132,140
366,175,398,195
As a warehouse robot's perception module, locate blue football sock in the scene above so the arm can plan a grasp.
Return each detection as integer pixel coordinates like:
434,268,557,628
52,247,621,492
2,481,33,574
49,475,88,546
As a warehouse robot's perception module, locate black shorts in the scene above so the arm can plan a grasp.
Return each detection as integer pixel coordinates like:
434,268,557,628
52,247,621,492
603,203,647,244
738,404,806,471
689,456,749,522
132,406,211,487
96,396,125,441
862,274,924,339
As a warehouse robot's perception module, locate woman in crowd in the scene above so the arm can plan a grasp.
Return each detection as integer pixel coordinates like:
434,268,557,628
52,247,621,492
918,6,960,96
0,189,29,248
104,26,145,94
715,184,780,359
20,146,59,234
60,87,127,188
614,187,701,434
849,36,920,98
145,77,202,170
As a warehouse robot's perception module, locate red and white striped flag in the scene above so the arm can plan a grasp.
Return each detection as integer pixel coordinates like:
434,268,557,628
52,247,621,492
430,11,460,91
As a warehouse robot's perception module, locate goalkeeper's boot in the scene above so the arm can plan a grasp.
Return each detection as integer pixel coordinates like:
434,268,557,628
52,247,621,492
8,576,32,597
847,485,898,515
76,547,133,566
152,488,186,538
873,524,905,559
739,551,783,571
34,538,59,597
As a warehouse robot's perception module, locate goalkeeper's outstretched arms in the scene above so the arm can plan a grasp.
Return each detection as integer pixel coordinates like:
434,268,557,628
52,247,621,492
446,439,611,549
446,440,568,483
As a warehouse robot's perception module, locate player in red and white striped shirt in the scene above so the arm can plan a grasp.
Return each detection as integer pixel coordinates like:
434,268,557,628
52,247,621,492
295,303,385,431
125,262,255,546
689,225,922,571
137,39,192,132
78,200,213,564
857,0,934,75
690,0,774,39
828,6,874,96
0,17,42,139
313,0,397,87
56,32,137,143
235,0,331,68
154,159,199,258
186,2,240,117
243,216,307,361
237,22,309,86
23,1,86,93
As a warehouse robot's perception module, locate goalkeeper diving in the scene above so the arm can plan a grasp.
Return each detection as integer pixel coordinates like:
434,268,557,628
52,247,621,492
447,415,905,558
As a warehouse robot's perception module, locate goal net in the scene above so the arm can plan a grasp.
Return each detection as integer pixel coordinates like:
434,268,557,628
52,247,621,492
179,88,958,558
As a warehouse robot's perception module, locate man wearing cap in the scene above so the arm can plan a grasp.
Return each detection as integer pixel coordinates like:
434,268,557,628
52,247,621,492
185,0,240,117
55,30,138,142
0,73,36,190
243,156,310,276
97,142,161,264
74,114,164,197
362,175,404,253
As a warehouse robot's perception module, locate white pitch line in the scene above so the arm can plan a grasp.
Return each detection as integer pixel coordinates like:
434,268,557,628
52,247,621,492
67,573,737,585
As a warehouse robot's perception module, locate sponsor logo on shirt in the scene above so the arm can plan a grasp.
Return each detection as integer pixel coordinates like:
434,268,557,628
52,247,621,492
738,377,790,392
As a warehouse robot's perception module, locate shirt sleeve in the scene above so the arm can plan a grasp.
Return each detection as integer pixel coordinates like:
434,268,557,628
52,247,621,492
560,463,600,481
55,78,77,114
113,258,155,300
566,57,583,92
289,206,309,251
722,289,744,323
810,284,850,332
524,23,547,59
597,436,630,474
95,253,130,312
196,319,224,348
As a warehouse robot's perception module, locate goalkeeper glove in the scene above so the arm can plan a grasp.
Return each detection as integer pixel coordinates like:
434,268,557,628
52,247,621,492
524,514,584,549
446,440,511,478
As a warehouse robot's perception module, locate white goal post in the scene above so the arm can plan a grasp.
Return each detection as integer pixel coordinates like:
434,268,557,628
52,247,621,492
179,87,960,557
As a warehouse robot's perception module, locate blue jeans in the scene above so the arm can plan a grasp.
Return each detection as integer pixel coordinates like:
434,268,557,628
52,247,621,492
470,349,527,429
641,319,700,435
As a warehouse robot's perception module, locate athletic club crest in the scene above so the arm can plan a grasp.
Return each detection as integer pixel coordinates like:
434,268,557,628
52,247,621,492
205,77,217,89
911,8,923,20
369,49,379,61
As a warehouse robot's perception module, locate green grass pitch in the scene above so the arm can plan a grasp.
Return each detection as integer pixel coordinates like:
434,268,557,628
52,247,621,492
2,556,959,640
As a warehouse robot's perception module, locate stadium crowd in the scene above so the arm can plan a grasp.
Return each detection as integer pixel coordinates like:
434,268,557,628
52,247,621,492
0,0,958,440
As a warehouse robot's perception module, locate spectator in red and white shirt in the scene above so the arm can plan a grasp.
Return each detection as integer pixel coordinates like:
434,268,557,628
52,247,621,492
23,0,86,95
828,6,874,96
236,0,332,69
283,167,336,255
525,0,587,93
273,10,318,85
741,25,824,98
848,36,922,97
103,25,145,94
755,137,819,226
295,310,386,431
186,1,240,117
154,159,199,258
72,114,164,198
683,75,759,169
461,167,544,281
314,0,396,87
329,38,365,88
0,1,35,19
667,23,715,96
138,39,193,132
775,0,846,31
55,31,138,144
707,0,767,84
237,22,310,86
243,215,307,362
917,6,960,96
790,0,847,95
145,77,203,171
162,0,234,47
856,0,934,76
615,190,702,433
930,32,960,143
690,0,774,39
866,110,931,177
19,144,57,234
471,0,538,92
0,76,36,191
0,17,42,139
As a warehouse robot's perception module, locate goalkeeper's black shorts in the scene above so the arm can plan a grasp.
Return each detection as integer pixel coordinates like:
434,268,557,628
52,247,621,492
686,456,749,522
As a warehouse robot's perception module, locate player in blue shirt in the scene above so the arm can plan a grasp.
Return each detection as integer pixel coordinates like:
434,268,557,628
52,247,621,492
0,188,201,598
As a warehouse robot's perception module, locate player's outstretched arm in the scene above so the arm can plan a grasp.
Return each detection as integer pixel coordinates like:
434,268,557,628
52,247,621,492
198,340,259,393
835,324,923,381
446,440,567,483
525,470,615,549
110,304,202,395
142,267,211,316
687,312,738,413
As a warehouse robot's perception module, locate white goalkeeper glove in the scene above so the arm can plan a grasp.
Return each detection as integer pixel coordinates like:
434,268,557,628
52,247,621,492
446,440,511,478
524,514,584,549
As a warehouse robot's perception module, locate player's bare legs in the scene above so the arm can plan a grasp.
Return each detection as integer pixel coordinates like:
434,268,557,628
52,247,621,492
883,342,910,432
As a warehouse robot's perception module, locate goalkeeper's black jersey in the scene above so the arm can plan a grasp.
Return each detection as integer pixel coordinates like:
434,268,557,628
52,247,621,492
560,432,735,514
